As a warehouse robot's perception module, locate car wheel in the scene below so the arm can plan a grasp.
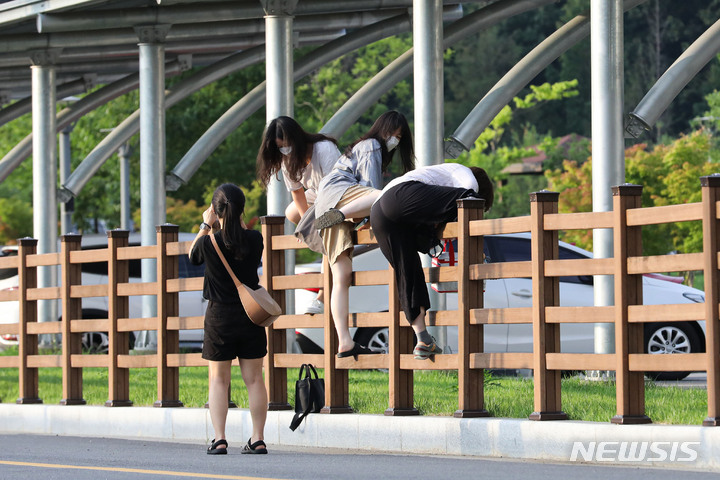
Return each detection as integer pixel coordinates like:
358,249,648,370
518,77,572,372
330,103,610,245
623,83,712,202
644,322,702,381
353,327,389,354
80,310,135,354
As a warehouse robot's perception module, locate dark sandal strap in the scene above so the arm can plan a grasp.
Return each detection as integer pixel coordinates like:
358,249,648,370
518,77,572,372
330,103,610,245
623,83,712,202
211,439,228,449
249,439,266,450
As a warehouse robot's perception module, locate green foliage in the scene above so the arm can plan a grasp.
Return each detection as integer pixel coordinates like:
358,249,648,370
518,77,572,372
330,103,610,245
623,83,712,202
546,130,716,254
295,35,414,146
453,81,581,219
0,196,33,244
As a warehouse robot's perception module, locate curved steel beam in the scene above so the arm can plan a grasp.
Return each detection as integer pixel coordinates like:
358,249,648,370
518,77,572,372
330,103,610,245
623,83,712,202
626,16,720,137
0,59,187,183
0,74,94,127
322,0,560,138
57,45,266,200
165,8,463,190
445,0,646,157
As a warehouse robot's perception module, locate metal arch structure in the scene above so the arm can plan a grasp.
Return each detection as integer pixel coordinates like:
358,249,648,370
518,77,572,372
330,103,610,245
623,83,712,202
0,0,715,353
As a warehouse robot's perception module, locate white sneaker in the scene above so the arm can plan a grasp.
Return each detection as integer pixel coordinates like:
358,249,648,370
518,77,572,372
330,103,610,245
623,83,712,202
304,298,324,315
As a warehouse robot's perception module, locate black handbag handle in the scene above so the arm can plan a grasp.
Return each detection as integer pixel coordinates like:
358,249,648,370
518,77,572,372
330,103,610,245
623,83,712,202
297,363,319,380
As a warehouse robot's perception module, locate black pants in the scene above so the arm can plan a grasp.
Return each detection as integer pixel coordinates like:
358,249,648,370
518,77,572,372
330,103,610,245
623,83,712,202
370,181,476,323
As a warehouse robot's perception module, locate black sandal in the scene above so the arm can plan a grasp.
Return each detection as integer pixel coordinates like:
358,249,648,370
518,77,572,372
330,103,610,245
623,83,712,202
241,437,267,454
207,438,228,455
336,342,373,359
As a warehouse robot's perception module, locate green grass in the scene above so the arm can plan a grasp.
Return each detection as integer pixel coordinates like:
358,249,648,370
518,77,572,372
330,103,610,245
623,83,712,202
0,356,709,425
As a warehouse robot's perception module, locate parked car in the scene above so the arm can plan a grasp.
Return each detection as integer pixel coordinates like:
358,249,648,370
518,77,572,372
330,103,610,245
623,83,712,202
0,232,207,352
294,233,706,380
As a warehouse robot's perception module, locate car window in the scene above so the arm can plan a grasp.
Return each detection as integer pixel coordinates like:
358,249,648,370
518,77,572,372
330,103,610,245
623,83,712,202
0,248,17,280
484,236,591,285
179,255,205,279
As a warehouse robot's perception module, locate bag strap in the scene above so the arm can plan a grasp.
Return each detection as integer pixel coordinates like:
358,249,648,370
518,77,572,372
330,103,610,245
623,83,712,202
209,234,244,290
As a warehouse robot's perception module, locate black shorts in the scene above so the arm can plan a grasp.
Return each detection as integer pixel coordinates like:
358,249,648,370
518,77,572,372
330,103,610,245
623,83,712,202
202,300,267,361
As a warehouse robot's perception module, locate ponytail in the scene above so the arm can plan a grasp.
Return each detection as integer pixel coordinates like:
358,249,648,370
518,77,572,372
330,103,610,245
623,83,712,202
212,184,248,260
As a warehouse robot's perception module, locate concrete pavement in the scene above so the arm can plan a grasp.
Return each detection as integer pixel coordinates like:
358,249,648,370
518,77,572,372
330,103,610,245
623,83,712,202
0,401,718,472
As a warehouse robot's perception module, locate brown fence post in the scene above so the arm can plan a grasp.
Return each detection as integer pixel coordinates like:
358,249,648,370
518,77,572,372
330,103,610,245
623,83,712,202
385,261,417,416
60,234,86,405
106,230,132,407
529,191,567,420
611,184,651,424
455,198,490,418
701,175,720,426
16,237,41,404
260,215,292,410
154,224,183,407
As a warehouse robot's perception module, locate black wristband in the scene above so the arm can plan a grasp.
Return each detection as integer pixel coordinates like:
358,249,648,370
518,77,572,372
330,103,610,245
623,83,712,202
199,222,211,231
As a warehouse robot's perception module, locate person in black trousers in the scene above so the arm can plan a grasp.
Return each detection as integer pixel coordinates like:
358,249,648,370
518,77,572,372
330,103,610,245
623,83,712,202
369,163,494,359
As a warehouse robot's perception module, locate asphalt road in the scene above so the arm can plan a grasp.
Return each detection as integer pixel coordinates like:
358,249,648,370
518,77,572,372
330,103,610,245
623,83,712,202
0,434,715,480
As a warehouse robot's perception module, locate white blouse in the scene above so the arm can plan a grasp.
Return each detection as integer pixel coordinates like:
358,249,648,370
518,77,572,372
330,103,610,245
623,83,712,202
281,140,341,193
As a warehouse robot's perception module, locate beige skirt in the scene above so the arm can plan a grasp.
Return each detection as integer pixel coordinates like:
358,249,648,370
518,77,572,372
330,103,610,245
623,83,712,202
321,184,377,265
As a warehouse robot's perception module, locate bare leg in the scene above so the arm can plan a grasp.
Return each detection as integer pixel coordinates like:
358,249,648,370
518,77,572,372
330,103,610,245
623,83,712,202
208,360,232,443
285,202,301,225
330,252,354,353
238,357,267,448
338,190,381,220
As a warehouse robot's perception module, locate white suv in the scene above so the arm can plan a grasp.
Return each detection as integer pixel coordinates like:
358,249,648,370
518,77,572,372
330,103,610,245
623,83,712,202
0,232,206,352
294,233,706,380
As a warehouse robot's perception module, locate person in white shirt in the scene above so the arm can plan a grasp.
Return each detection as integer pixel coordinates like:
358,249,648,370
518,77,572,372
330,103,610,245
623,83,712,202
369,163,494,359
256,116,341,314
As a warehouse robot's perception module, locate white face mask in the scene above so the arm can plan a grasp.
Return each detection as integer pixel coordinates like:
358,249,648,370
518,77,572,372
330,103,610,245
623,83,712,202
279,146,292,156
385,136,400,151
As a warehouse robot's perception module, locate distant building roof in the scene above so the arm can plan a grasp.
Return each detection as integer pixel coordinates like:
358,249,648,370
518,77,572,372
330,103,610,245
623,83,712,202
501,134,587,175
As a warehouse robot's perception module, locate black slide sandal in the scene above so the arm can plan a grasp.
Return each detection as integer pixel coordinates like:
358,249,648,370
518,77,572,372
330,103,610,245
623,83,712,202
241,438,268,454
207,439,228,455
336,342,373,359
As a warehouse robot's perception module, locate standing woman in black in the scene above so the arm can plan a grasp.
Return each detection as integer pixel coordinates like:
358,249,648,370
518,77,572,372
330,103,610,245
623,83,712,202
189,183,268,455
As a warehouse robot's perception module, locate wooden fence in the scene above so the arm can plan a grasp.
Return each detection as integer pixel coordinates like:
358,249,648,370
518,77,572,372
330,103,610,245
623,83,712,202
1,176,719,426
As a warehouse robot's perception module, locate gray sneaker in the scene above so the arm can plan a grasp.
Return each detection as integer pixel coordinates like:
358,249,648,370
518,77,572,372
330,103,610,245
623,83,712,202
304,298,324,315
314,208,345,230
413,341,442,360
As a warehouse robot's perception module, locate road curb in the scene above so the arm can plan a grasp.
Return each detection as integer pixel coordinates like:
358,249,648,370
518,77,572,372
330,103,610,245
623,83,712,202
0,403,717,470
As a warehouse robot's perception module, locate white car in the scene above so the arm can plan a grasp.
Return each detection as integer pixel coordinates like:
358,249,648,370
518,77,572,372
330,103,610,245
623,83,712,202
294,233,706,380
0,232,206,352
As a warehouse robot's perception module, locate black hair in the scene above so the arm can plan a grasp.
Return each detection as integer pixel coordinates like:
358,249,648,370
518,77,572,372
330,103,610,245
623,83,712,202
212,183,248,260
345,110,414,173
469,166,494,212
256,116,338,186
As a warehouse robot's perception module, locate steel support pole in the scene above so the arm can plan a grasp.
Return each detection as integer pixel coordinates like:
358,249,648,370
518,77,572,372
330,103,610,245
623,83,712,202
591,1,624,368
413,0,444,168
414,0,446,345
59,123,75,235
264,3,296,314
31,50,59,329
119,142,132,230
136,26,170,351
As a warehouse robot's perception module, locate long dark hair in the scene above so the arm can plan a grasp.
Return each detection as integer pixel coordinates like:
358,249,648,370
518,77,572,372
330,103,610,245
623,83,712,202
212,183,248,260
345,110,414,174
256,116,338,186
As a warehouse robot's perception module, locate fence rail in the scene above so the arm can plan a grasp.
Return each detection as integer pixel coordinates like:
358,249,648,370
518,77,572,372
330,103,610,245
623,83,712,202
0,177,719,425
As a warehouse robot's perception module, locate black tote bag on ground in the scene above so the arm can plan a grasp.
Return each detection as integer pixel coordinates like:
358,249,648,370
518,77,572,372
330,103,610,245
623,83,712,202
289,364,325,431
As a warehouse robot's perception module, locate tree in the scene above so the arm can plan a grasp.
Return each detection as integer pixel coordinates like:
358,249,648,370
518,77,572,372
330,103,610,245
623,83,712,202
546,130,716,255
452,80,580,219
